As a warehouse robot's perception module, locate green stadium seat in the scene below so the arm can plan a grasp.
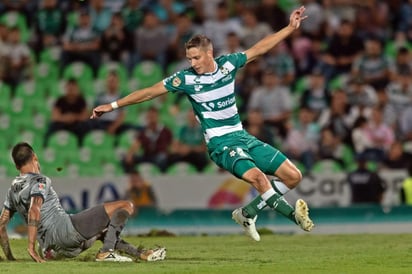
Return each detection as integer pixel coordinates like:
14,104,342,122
131,61,164,89
47,130,79,161
97,61,128,90
0,11,29,42
0,82,12,113
167,162,198,175
82,130,115,162
39,47,61,66
34,62,60,92
312,159,344,174
62,62,95,93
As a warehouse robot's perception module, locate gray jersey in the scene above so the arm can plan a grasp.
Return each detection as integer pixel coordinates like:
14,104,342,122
3,173,85,257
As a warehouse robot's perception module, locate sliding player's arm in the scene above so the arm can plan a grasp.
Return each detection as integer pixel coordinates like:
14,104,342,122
27,196,45,263
0,207,16,261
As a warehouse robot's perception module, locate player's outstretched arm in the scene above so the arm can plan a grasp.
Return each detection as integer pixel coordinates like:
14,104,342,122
91,81,168,119
27,196,45,263
244,6,307,63
0,208,16,261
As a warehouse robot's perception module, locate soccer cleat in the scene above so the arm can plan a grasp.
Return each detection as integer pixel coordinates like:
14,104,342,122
232,208,260,241
294,199,314,232
139,246,167,261
95,249,133,262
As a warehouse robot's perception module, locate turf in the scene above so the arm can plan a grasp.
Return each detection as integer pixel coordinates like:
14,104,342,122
1,234,411,274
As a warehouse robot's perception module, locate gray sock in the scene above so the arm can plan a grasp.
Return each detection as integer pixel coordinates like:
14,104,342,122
100,209,129,252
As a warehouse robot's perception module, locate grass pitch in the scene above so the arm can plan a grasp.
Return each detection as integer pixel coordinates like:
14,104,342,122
1,233,411,274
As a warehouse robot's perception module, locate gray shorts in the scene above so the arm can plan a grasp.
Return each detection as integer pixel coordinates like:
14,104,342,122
70,204,110,239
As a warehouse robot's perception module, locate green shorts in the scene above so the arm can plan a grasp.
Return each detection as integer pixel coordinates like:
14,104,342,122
207,130,287,178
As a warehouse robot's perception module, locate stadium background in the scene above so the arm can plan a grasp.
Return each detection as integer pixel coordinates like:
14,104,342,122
0,0,412,236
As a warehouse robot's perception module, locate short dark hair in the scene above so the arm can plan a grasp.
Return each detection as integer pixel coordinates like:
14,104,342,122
185,34,212,51
12,142,35,169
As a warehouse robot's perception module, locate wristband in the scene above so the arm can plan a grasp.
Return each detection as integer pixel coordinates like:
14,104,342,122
111,101,119,109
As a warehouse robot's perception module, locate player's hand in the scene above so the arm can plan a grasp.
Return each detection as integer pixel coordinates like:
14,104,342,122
27,248,46,263
90,104,113,119
289,6,307,29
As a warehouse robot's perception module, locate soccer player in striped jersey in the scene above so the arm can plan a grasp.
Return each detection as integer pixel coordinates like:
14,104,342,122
92,6,314,241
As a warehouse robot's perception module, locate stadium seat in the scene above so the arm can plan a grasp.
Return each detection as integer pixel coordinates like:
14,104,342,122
97,61,128,90
39,47,62,66
62,62,95,93
131,61,164,89
312,159,344,174
34,62,60,92
0,11,29,42
117,129,138,150
167,162,198,175
47,130,79,161
0,82,12,113
82,130,115,162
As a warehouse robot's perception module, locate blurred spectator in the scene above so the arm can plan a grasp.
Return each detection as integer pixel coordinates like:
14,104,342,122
400,162,412,205
0,23,8,77
168,109,209,172
61,9,101,76
254,0,287,32
318,89,357,146
351,37,394,90
192,0,224,22
345,77,378,110
124,172,157,210
43,78,90,147
90,71,134,136
89,0,113,34
397,0,412,34
132,10,168,70
263,41,295,86
121,106,173,173
1,27,32,91
243,108,275,147
382,141,412,170
347,154,387,204
289,28,314,78
239,9,272,49
236,59,262,114
393,46,412,76
121,0,144,32
300,0,326,38
362,105,395,162
248,70,293,139
34,0,66,52
218,31,244,56
385,70,412,122
168,12,200,64
283,107,320,172
202,1,243,54
151,0,187,24
317,127,345,168
300,68,331,119
101,12,132,63
351,116,370,157
321,19,363,83
399,102,412,142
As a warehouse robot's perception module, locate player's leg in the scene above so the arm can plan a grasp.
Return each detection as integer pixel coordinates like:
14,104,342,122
248,142,314,231
99,201,166,261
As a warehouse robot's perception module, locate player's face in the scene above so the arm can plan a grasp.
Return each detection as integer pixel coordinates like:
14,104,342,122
186,47,214,74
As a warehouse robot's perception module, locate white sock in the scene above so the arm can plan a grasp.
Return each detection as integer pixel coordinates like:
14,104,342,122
261,188,276,202
272,179,291,195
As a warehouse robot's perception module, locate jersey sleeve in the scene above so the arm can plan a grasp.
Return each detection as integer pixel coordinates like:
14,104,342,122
30,175,50,201
226,52,248,69
163,71,185,93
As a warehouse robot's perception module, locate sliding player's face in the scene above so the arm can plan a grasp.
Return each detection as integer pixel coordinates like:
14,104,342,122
186,47,214,74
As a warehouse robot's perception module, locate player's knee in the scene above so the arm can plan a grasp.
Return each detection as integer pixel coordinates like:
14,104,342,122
243,168,271,192
286,167,302,188
121,200,135,215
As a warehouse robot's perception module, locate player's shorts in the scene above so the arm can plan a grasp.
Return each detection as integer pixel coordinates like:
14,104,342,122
207,130,287,178
70,204,110,239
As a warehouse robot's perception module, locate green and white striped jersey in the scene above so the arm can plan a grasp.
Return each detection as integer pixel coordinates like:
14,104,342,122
163,52,247,143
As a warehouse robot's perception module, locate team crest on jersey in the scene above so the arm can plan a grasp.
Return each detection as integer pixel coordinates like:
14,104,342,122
220,66,229,75
172,77,181,87
194,85,203,92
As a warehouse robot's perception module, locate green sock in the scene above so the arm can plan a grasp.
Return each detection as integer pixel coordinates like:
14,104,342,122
242,179,287,218
242,187,296,224
265,193,296,224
